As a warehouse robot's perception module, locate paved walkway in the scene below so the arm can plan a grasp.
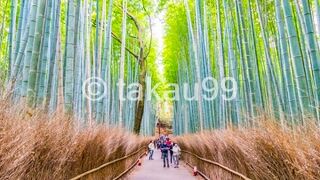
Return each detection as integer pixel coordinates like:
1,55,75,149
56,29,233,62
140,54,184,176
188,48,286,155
128,149,197,180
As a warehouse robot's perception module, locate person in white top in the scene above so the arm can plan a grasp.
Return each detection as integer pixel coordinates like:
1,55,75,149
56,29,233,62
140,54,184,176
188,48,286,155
148,140,155,160
172,143,181,168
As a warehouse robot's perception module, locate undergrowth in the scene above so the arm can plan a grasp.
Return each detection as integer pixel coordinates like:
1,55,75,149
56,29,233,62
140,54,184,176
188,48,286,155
175,118,320,180
0,100,148,179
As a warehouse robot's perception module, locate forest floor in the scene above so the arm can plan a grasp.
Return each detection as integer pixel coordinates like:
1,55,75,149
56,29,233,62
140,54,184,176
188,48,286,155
128,149,198,180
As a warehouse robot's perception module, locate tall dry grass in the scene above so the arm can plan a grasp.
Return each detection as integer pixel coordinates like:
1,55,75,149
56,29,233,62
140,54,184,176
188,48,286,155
0,100,149,179
175,117,320,180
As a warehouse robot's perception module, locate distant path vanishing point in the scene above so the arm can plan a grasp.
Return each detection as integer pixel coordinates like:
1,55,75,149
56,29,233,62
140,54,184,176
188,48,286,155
128,149,198,180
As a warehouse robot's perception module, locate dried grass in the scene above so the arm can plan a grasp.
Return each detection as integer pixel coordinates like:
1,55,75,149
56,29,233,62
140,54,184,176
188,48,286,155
0,100,149,179
175,117,320,180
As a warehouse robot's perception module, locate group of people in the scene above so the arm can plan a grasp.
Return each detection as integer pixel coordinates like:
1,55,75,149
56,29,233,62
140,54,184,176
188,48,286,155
148,135,181,168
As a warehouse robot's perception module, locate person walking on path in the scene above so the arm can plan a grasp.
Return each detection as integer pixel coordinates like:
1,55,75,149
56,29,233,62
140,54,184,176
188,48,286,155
148,140,155,160
172,143,181,168
165,138,174,164
160,141,170,168
156,139,161,149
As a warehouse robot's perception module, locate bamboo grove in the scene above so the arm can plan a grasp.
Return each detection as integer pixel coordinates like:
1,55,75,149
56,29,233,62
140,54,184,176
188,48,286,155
163,0,320,135
0,0,164,135
1,0,320,136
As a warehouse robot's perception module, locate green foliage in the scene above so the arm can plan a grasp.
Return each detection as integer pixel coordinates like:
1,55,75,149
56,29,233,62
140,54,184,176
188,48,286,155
164,0,320,134
163,2,188,84
0,0,10,92
0,0,163,135
2,0,319,135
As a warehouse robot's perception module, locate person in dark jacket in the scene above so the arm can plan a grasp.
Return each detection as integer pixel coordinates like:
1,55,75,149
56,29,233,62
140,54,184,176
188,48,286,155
156,139,161,149
160,142,170,168
165,138,173,164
